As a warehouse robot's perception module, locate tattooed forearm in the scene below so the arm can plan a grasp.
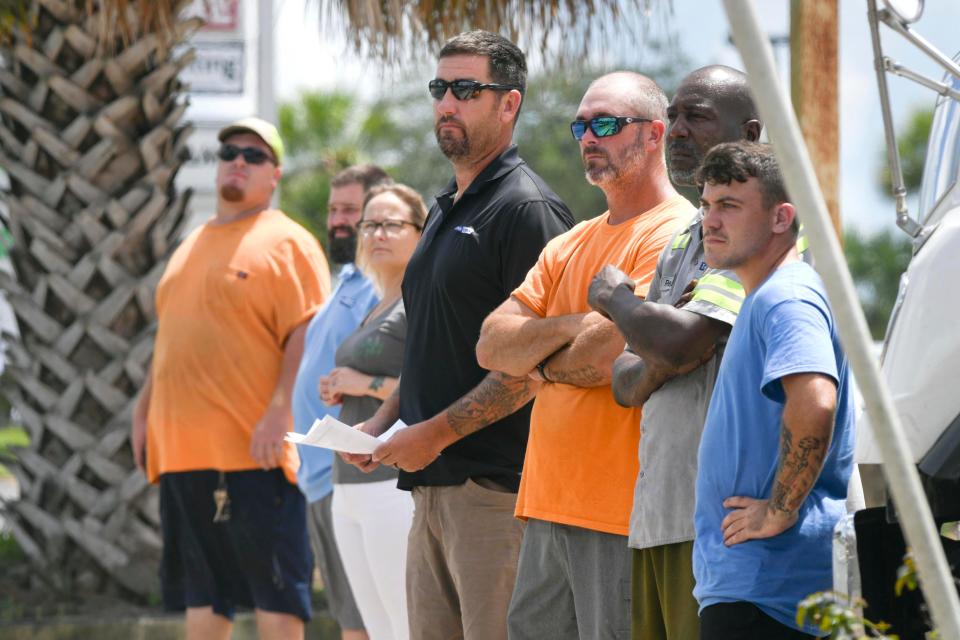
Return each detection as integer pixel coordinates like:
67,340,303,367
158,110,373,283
445,371,539,437
770,425,827,515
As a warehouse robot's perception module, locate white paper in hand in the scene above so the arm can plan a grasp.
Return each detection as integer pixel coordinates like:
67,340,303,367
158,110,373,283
378,419,409,442
285,415,381,454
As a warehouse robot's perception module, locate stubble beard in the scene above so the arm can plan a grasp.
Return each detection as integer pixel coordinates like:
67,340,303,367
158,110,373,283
585,137,645,187
666,141,703,187
437,128,471,160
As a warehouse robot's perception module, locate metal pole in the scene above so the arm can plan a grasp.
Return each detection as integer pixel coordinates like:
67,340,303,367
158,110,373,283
256,0,275,123
722,0,960,636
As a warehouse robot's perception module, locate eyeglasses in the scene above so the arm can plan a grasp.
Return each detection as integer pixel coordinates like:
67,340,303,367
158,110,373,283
357,219,422,236
569,116,653,141
217,144,275,165
429,78,521,101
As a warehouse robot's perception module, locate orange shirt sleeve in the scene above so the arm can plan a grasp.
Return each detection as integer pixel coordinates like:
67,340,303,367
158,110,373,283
511,236,559,317
269,235,331,344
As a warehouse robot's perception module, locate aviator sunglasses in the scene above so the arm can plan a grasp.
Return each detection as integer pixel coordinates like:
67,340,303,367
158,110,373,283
429,78,521,101
570,116,653,141
217,144,276,165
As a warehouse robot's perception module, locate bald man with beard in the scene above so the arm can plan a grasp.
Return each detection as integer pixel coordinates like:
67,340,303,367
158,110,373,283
587,66,770,640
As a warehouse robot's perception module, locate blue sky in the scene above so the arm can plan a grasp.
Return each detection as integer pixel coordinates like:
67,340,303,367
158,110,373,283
272,0,960,235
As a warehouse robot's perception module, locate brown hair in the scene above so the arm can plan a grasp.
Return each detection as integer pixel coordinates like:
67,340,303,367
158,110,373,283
330,164,393,192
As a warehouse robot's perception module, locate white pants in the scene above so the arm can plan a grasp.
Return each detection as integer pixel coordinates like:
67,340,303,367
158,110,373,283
332,480,414,640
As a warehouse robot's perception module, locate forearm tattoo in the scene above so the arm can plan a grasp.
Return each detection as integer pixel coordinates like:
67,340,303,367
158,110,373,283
770,425,827,515
446,372,538,437
369,375,385,391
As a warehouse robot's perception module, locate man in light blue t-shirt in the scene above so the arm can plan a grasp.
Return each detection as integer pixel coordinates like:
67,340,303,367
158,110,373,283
693,142,854,639
292,164,390,639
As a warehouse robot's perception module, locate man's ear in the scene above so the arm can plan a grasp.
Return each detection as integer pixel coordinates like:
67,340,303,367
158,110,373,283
500,89,522,125
742,120,761,142
772,202,796,235
272,165,282,189
647,120,666,149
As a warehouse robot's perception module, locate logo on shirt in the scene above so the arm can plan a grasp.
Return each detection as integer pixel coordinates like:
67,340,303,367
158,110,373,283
699,262,708,272
454,225,478,238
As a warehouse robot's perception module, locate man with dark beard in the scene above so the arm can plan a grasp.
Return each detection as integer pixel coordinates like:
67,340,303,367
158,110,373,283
343,31,573,640
293,164,391,640
477,71,693,638
132,117,330,640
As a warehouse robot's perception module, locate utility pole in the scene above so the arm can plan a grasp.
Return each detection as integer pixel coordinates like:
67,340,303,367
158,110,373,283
790,0,841,237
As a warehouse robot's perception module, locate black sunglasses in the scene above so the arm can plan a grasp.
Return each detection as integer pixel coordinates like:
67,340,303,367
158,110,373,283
429,78,521,101
570,116,653,141
217,144,275,165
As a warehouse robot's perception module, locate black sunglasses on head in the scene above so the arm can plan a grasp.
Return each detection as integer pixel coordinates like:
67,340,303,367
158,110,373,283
570,116,653,141
429,78,521,101
217,144,275,165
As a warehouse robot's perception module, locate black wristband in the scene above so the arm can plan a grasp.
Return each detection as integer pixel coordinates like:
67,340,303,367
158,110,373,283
537,360,552,383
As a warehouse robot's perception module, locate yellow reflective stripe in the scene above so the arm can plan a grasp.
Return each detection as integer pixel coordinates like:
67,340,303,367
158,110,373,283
672,231,691,250
690,287,742,315
796,233,809,254
697,273,744,298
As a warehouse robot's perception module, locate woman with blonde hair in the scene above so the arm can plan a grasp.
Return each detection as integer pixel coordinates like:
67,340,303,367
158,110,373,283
318,183,427,640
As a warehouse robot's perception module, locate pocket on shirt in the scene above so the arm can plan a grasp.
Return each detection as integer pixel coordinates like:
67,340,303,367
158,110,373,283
206,265,256,312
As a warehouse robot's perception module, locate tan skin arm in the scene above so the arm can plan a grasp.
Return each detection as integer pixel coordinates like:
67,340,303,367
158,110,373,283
721,372,837,546
249,321,309,469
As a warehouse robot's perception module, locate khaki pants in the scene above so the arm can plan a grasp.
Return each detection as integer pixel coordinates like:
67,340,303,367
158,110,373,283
406,480,525,640
632,542,700,640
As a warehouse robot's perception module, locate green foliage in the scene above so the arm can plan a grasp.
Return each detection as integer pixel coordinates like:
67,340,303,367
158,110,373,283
879,108,934,195
798,551,942,639
0,425,28,478
843,229,913,339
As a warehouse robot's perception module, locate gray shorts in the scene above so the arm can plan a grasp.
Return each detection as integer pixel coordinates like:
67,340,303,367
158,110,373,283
307,492,364,631
508,518,632,640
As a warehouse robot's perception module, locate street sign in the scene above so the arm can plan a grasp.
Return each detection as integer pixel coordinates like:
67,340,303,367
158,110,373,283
181,41,245,94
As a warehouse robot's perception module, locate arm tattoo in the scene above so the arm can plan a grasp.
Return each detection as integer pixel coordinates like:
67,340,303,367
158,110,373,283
549,364,604,387
369,375,385,391
445,371,538,437
770,424,827,515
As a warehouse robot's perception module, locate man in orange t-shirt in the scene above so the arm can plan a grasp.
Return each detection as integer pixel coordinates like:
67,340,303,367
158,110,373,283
477,73,694,638
130,117,330,640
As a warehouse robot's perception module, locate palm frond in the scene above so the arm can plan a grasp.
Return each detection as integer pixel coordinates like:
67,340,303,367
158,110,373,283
312,0,673,65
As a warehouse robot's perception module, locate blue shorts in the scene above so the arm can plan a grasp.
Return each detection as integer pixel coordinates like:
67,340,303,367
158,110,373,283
159,469,313,621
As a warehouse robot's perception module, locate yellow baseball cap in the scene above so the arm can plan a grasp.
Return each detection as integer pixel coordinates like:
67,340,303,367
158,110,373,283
218,116,285,165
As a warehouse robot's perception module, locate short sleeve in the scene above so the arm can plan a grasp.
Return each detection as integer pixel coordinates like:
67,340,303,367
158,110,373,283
644,249,668,305
511,236,557,318
499,200,573,299
270,236,331,344
683,268,744,327
759,298,839,402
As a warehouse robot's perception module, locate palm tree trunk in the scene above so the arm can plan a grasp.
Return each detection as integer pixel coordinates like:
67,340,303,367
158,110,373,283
0,0,196,597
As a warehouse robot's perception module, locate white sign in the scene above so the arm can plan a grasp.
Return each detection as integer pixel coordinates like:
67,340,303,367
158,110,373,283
178,123,227,194
182,42,245,94
183,0,241,33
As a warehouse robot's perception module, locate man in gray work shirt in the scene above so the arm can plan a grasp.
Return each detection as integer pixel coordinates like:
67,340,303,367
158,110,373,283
588,66,759,640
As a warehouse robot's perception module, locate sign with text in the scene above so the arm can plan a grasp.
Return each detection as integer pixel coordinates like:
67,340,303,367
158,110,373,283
181,41,245,94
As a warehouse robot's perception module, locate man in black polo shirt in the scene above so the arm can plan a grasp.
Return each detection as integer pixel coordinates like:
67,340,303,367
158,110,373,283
343,30,573,640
